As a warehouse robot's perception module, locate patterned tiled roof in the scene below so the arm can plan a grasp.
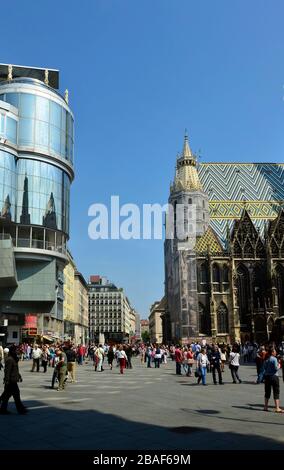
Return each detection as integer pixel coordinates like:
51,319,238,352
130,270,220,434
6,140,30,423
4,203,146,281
198,163,284,245
195,226,223,254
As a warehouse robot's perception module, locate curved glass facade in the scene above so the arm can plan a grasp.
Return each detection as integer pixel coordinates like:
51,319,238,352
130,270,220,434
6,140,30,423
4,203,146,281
0,150,17,221
0,79,73,238
17,158,70,233
0,91,74,164
0,150,70,233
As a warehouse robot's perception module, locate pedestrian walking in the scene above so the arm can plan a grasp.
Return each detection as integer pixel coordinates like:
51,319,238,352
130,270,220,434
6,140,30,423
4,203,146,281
175,345,183,375
0,345,27,415
117,346,128,374
211,345,223,385
30,344,42,372
154,345,162,368
107,346,115,370
95,344,105,372
196,348,209,385
55,348,68,391
263,346,284,413
229,344,242,384
65,344,76,382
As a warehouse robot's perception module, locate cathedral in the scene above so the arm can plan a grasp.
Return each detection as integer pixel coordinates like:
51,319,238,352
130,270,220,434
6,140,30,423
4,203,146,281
163,134,284,345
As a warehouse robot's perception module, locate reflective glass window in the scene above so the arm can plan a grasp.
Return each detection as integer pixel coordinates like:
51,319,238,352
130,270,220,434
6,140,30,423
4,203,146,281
66,112,73,139
4,93,19,108
6,117,17,144
35,120,49,149
18,118,34,145
19,94,36,118
0,114,4,135
0,150,16,221
16,158,70,233
36,96,49,122
50,101,61,128
50,125,61,154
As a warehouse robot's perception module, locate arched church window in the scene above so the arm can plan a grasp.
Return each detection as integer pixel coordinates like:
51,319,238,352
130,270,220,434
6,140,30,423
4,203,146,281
223,265,229,283
237,264,250,324
253,265,265,309
200,263,208,284
213,264,220,283
199,302,210,335
217,302,229,334
212,263,221,292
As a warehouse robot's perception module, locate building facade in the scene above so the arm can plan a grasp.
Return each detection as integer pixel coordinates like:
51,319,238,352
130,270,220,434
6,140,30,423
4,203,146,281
149,297,165,344
88,276,133,343
135,312,141,339
63,251,76,339
74,271,89,345
164,134,284,344
0,64,74,342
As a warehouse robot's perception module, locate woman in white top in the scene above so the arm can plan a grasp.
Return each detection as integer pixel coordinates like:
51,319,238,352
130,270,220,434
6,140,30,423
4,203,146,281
197,348,209,385
229,344,242,384
117,346,128,374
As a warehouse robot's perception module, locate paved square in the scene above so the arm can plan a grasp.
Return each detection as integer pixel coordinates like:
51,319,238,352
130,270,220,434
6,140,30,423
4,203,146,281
0,358,283,449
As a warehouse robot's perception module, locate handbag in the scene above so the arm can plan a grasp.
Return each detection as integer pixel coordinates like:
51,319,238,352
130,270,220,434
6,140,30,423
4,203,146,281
194,368,201,378
188,359,194,365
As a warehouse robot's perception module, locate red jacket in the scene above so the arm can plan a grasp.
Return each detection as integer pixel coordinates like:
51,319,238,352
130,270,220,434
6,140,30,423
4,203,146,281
175,348,182,363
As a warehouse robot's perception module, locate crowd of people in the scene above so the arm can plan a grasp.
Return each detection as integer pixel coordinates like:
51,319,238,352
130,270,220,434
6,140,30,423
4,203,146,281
0,339,283,415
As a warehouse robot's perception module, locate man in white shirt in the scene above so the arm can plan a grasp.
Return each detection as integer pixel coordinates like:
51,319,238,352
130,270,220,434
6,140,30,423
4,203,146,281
31,344,42,372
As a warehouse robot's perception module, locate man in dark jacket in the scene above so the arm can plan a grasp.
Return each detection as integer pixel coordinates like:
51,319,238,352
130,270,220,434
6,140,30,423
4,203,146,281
210,345,223,385
0,345,27,414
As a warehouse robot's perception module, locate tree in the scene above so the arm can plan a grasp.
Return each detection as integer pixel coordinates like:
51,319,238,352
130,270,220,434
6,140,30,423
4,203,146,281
141,330,150,343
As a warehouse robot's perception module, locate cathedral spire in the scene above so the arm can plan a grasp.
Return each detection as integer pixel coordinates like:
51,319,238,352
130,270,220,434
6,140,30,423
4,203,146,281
171,131,203,192
182,129,193,159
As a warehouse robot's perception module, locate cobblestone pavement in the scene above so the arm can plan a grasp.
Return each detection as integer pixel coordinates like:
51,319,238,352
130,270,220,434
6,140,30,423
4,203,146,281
0,358,283,449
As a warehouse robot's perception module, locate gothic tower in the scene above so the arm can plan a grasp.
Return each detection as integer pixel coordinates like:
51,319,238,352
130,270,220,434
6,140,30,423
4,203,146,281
165,132,209,341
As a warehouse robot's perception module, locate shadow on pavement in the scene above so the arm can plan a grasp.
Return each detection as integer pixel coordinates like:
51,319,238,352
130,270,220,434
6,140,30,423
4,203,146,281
0,400,283,450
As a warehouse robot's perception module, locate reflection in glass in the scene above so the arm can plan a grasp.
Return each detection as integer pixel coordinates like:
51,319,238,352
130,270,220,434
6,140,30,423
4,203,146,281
1,194,12,221
20,174,31,224
0,150,16,221
16,158,70,233
42,192,57,229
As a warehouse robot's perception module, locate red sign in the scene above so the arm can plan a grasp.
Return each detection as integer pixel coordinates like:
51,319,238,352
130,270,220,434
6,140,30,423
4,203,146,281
24,315,37,329
22,327,38,337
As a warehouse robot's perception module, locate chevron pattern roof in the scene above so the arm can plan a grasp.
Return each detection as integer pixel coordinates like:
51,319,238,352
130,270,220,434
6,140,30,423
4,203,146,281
195,226,223,255
198,163,284,245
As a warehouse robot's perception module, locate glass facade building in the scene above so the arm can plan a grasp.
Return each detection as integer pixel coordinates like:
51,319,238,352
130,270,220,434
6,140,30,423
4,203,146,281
0,74,74,249
0,64,74,332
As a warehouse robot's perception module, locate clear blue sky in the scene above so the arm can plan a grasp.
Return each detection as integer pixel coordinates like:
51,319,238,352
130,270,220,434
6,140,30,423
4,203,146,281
2,0,284,317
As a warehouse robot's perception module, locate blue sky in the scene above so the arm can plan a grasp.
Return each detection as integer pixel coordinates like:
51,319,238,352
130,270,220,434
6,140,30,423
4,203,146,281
2,0,284,317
